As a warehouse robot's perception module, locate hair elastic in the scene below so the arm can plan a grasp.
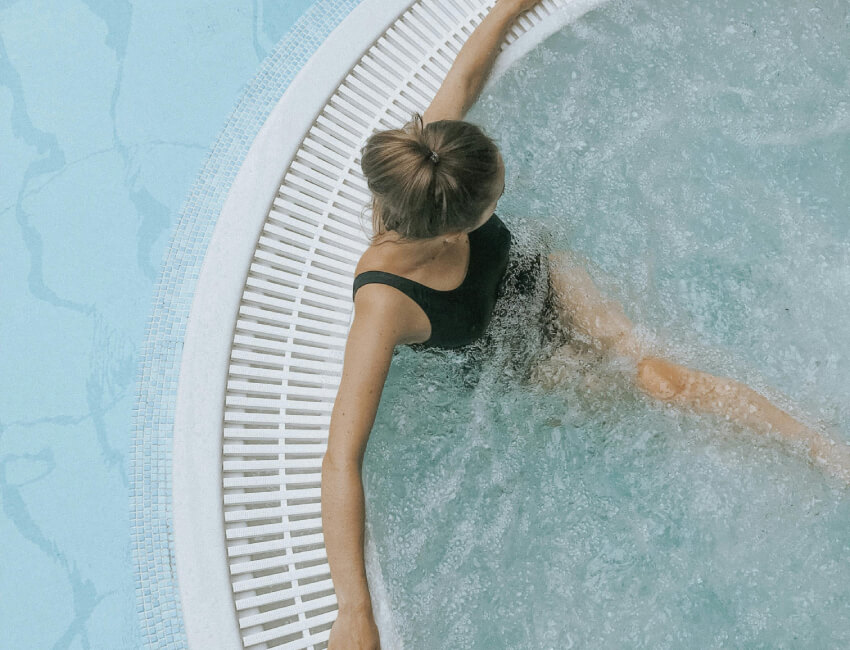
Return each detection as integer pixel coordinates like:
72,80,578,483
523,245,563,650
429,150,440,164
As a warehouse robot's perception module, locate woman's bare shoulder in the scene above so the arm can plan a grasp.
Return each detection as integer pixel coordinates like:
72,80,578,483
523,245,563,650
354,245,379,276
352,253,430,346
354,287,428,346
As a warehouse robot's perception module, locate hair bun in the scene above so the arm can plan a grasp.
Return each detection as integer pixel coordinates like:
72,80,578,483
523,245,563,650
361,112,501,240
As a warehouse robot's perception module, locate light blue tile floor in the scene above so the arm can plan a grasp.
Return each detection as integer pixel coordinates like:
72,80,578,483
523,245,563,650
0,0,362,647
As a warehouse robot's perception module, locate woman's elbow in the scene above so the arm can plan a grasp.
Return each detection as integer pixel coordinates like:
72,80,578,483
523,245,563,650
322,451,363,475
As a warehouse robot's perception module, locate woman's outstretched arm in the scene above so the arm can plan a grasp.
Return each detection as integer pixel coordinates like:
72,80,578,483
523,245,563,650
423,0,540,124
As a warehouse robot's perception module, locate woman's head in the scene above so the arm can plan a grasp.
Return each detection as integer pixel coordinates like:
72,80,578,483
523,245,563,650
360,113,504,242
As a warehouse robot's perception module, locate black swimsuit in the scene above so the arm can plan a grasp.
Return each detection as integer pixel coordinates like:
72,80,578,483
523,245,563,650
351,213,572,387
352,213,512,350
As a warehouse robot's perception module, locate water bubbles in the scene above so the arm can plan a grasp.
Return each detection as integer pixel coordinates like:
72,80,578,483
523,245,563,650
365,0,850,644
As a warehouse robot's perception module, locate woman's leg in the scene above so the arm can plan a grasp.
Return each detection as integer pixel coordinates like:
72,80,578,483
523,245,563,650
544,250,650,362
543,250,850,483
635,356,850,482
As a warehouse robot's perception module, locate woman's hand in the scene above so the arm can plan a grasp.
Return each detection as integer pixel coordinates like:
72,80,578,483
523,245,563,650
328,607,381,650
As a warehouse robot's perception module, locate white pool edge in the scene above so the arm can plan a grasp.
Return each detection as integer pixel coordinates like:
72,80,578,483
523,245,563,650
172,2,415,646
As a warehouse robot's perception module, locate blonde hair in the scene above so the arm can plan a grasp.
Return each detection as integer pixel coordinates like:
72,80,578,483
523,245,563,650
360,112,502,243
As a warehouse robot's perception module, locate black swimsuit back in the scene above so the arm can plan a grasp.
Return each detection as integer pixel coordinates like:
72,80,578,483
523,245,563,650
351,213,512,350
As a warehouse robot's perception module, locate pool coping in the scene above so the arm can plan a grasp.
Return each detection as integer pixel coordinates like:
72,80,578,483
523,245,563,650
171,1,415,645
129,2,363,648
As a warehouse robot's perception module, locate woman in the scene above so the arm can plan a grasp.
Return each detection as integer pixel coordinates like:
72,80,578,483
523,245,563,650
321,1,850,647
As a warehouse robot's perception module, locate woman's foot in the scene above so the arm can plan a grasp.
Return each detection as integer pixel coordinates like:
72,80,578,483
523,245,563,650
808,435,850,484
635,356,850,485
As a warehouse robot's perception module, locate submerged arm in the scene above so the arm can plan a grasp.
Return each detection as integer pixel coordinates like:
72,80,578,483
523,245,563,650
424,0,540,123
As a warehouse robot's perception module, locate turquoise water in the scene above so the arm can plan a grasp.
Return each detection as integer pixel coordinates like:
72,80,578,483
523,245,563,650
364,0,850,647
0,2,324,647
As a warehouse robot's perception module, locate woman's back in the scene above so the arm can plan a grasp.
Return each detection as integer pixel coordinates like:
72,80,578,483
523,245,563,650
352,212,512,350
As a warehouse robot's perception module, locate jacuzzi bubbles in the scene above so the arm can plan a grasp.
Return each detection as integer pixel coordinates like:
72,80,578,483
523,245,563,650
363,0,850,646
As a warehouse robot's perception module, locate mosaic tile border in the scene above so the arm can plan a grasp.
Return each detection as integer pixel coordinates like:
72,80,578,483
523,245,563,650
129,1,362,647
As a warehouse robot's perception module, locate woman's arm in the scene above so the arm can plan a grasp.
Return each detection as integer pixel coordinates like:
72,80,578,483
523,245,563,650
423,0,540,124
323,288,413,647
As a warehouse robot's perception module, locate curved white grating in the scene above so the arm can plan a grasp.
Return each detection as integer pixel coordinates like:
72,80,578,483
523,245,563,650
172,0,609,648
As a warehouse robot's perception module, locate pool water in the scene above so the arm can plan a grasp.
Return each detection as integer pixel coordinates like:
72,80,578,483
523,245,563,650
363,0,850,646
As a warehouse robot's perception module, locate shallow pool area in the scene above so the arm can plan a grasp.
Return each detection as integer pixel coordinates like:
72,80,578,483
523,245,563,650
363,0,850,646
